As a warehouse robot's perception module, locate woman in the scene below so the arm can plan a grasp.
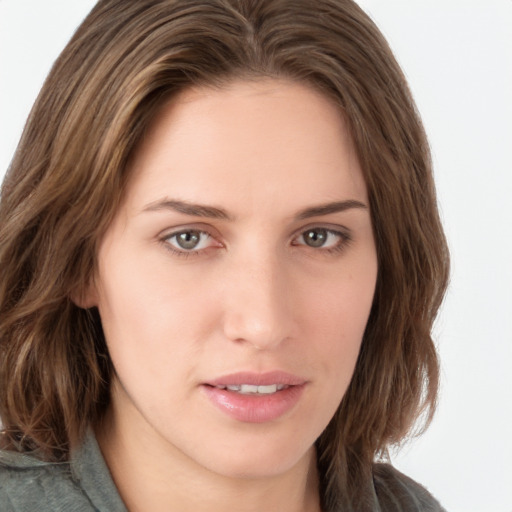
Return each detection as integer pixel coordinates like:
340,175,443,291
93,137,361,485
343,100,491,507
0,0,449,510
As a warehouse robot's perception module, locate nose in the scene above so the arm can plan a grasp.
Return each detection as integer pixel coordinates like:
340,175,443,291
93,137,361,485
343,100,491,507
221,252,296,351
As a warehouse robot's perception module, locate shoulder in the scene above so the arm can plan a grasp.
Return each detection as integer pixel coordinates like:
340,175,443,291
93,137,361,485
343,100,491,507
0,449,94,512
372,463,446,512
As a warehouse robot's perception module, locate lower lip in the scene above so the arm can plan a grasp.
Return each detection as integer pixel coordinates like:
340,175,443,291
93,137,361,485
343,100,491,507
201,385,305,423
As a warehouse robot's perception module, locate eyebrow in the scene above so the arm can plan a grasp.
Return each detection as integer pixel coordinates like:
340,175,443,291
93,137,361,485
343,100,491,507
142,198,367,221
143,199,232,220
295,199,367,220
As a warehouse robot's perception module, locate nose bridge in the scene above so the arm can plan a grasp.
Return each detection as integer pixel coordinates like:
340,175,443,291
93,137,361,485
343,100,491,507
222,247,294,350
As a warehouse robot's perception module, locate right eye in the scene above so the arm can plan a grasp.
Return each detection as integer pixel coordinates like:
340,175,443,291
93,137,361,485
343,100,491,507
164,230,217,253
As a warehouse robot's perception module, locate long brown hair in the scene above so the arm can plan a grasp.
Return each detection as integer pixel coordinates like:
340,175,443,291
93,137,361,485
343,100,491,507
0,0,449,508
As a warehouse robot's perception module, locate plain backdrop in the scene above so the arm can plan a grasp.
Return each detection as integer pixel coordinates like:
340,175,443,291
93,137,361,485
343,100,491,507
1,1,511,511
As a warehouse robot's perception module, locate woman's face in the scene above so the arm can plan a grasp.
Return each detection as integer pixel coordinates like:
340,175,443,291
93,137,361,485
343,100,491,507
89,79,377,479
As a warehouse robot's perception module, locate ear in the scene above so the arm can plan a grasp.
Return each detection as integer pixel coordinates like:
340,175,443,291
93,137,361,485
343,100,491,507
69,278,99,309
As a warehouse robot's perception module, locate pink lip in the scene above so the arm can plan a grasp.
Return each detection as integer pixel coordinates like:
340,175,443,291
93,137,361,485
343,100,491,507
202,371,307,423
207,371,307,387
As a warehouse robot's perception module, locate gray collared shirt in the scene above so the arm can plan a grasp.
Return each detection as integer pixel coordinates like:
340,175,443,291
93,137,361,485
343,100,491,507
0,432,126,511
0,431,445,511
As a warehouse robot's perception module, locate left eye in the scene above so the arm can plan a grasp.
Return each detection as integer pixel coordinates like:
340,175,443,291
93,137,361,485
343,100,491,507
165,230,214,251
295,228,344,249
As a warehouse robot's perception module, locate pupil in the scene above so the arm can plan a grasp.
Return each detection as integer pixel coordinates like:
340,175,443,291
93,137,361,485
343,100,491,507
177,231,200,250
305,229,327,247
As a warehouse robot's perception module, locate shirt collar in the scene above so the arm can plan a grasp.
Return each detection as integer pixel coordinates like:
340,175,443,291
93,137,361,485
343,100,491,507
70,429,127,512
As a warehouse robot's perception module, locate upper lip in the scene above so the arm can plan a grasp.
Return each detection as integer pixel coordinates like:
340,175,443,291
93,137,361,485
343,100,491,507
205,371,307,387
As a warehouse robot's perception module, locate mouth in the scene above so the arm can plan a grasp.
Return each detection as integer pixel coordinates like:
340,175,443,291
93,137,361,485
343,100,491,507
208,383,290,395
204,371,306,393
201,372,307,423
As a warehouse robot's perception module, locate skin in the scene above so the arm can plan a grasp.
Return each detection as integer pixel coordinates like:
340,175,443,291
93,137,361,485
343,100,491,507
86,79,378,512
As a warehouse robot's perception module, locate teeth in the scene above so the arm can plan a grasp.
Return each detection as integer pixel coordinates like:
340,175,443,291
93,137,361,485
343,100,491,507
246,384,277,395
217,384,288,394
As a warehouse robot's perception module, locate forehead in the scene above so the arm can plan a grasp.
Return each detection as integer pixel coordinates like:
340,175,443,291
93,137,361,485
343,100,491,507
123,79,367,216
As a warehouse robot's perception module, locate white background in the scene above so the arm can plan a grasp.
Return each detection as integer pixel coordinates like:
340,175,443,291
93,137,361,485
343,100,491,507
1,1,511,511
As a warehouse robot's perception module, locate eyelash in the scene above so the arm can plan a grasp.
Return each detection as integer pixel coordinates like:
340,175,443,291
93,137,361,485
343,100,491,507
160,227,352,258
161,230,218,258
293,228,352,255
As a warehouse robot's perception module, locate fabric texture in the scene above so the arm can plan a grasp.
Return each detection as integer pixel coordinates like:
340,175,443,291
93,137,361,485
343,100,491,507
0,431,445,511
0,433,126,512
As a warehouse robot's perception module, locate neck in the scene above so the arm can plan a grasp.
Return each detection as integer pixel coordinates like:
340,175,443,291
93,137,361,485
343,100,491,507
96,402,321,512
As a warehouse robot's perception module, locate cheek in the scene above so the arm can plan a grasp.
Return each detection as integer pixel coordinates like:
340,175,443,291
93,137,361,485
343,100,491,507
306,271,375,341
95,250,192,370
302,263,376,383
95,247,229,402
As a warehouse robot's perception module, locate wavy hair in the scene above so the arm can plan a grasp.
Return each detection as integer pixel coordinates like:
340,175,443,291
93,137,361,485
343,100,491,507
0,0,449,508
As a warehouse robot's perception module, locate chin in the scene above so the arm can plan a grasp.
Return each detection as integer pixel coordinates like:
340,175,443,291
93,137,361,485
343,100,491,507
189,429,317,480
